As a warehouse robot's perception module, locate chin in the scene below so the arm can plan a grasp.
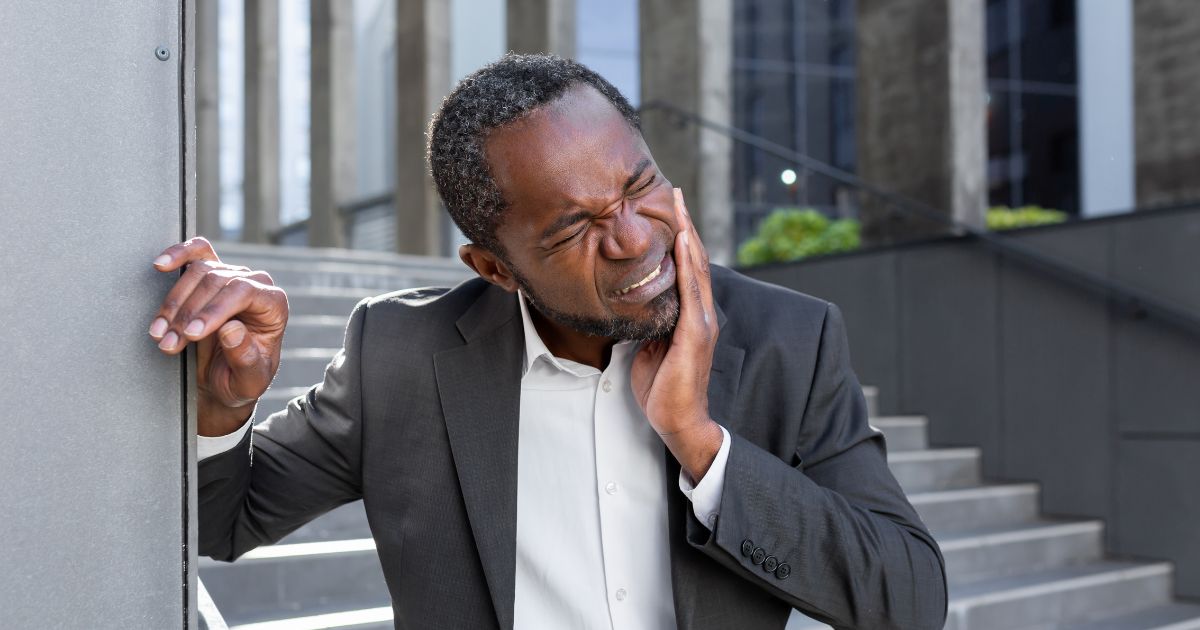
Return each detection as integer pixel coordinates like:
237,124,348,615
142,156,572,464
529,287,681,341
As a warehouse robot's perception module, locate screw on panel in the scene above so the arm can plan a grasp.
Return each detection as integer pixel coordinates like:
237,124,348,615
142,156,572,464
155,46,170,61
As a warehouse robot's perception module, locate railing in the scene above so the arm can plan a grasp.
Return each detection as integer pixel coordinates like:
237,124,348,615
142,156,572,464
637,100,1200,342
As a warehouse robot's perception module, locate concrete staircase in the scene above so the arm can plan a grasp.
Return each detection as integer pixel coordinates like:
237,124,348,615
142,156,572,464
198,243,1200,630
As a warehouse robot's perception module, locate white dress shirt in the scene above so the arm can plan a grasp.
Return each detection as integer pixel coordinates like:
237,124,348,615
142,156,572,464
197,292,732,629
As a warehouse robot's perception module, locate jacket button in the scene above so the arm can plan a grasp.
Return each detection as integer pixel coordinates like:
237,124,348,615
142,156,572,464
751,547,766,565
763,555,779,572
775,563,791,580
740,540,754,557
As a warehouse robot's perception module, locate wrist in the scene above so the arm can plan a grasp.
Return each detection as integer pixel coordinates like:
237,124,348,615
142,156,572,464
662,415,724,484
198,392,255,437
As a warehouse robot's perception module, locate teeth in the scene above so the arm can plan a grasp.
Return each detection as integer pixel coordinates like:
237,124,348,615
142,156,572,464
618,264,662,295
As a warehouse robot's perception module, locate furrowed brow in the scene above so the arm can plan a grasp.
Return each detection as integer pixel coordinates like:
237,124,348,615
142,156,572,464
622,158,652,192
540,209,592,242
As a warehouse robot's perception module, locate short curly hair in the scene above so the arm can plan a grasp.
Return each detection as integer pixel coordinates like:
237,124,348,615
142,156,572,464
427,53,640,254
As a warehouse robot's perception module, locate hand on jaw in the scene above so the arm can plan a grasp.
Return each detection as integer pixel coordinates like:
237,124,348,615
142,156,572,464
631,188,724,484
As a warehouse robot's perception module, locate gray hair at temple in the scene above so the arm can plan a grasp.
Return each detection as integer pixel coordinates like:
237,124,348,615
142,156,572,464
426,53,640,255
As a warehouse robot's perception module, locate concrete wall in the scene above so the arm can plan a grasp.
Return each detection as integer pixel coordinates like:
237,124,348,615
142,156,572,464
1135,0,1200,208
0,1,195,626
746,206,1200,598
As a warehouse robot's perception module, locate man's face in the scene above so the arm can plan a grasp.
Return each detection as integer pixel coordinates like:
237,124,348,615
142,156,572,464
484,85,681,341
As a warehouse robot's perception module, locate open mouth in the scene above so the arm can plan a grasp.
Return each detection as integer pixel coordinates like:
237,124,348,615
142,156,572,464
617,263,663,295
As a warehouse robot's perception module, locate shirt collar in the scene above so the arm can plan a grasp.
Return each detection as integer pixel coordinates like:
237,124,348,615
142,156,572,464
517,291,589,377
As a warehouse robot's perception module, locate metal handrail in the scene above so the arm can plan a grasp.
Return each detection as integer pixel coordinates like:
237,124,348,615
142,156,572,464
638,100,1200,341
197,577,229,630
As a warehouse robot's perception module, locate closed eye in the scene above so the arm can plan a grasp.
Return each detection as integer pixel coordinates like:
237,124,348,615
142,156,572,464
631,175,657,196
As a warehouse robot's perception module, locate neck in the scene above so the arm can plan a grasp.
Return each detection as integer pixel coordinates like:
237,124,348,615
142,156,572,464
527,306,615,370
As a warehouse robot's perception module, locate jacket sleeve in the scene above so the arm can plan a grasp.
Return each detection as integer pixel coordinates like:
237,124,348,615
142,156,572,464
687,302,948,630
198,298,369,561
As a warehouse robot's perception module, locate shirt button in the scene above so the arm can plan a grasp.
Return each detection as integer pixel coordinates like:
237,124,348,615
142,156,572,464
601,379,612,393
615,588,627,601
605,481,619,495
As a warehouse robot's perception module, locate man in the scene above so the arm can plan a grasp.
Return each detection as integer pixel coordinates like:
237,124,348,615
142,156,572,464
151,54,946,629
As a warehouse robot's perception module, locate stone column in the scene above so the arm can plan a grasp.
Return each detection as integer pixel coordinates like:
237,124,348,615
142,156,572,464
196,0,221,240
243,0,281,244
394,0,451,255
855,0,986,244
1134,0,1200,208
309,0,356,248
507,0,576,58
639,0,734,264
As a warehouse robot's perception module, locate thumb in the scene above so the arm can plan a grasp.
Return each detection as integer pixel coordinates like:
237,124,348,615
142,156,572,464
217,319,259,369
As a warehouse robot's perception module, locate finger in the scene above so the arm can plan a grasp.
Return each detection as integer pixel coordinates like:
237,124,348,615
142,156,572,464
150,262,264,341
153,236,221,272
156,274,279,355
673,190,717,338
675,188,712,280
213,319,271,406
167,270,273,349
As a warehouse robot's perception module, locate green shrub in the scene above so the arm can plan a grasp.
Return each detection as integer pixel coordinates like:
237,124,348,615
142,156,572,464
986,205,1068,231
737,208,861,266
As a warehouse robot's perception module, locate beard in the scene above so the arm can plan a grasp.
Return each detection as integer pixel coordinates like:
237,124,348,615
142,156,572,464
512,268,680,341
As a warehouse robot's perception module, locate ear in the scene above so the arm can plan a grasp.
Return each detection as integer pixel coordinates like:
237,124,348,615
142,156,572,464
459,244,519,293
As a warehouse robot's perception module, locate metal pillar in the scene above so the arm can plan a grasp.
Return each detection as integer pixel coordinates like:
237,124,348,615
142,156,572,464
197,0,221,240
394,0,451,255
507,0,576,58
855,0,986,243
243,0,280,244
639,0,734,264
310,0,356,249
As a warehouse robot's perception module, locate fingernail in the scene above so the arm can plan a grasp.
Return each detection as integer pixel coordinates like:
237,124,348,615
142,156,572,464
220,325,245,348
682,231,690,246
184,319,204,337
153,255,171,267
148,317,168,338
158,331,178,351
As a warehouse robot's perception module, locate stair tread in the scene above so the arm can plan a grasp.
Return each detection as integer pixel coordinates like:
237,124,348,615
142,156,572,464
1059,602,1200,629
949,559,1171,603
937,517,1103,546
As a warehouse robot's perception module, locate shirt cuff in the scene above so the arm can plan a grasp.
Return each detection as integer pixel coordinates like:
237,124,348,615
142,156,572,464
678,425,731,531
196,406,255,461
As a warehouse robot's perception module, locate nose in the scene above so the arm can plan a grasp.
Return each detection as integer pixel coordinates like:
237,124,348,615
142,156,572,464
597,202,654,261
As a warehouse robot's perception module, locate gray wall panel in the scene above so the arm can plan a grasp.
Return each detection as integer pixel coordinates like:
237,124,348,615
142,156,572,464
0,2,188,627
1114,439,1200,597
1112,211,1200,436
898,244,1003,476
999,225,1112,519
746,252,901,414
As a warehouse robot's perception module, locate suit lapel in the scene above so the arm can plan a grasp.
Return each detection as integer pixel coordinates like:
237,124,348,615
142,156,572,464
434,286,524,630
670,304,746,630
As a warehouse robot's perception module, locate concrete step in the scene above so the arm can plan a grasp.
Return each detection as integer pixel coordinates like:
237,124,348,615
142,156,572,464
274,348,339,389
944,560,1174,630
198,538,388,627
283,315,349,350
1060,602,1200,629
787,561,1175,630
286,288,376,319
862,385,879,417
224,607,394,630
872,415,928,452
940,519,1104,586
888,447,981,493
910,483,1041,534
258,386,312,414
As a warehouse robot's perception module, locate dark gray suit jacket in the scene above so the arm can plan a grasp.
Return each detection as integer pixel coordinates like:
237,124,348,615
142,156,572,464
199,266,947,630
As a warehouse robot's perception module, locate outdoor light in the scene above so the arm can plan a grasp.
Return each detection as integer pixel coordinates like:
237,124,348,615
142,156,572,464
780,169,797,185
